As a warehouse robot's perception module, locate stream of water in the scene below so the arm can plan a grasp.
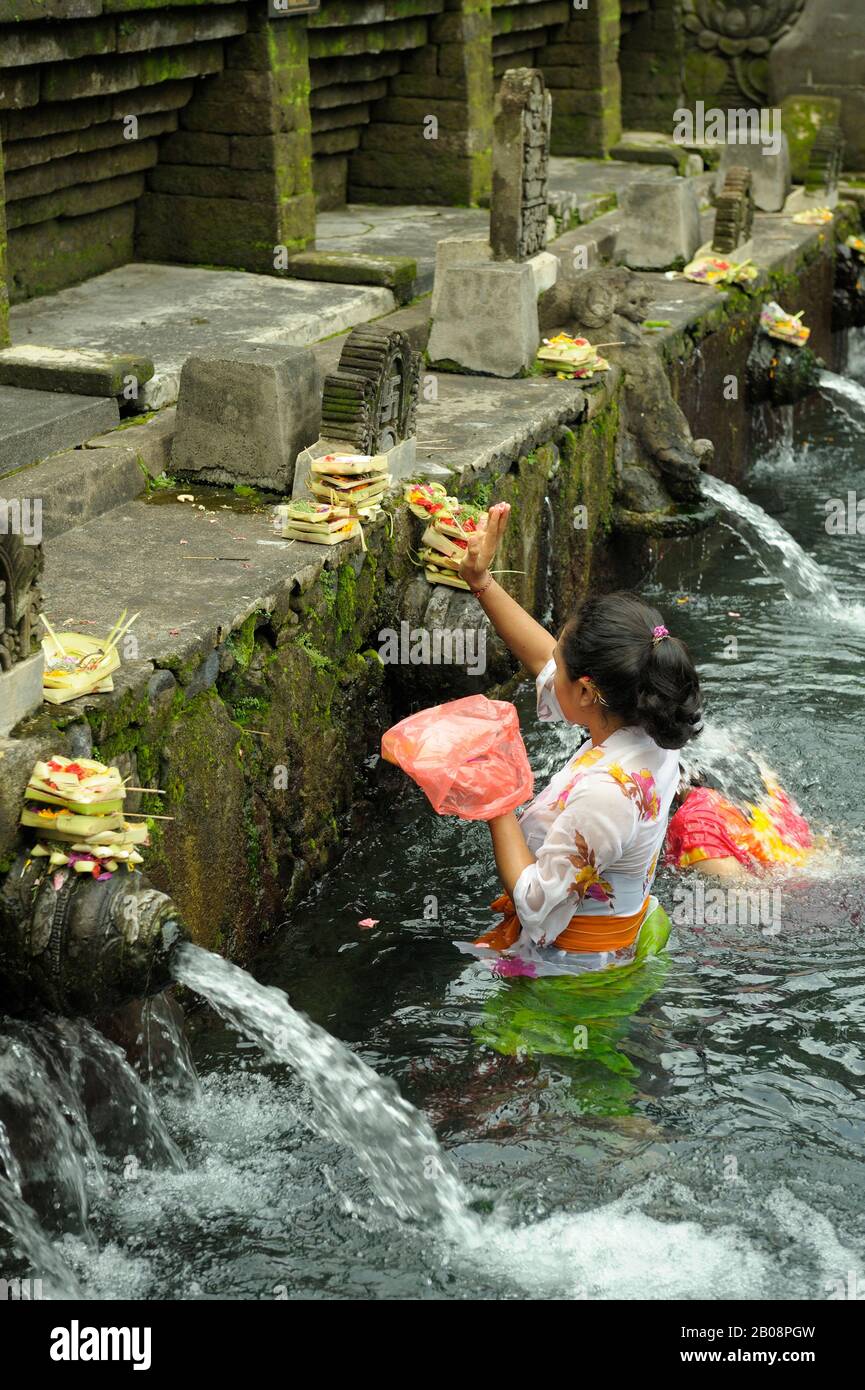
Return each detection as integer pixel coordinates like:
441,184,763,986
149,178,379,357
2,339,865,1301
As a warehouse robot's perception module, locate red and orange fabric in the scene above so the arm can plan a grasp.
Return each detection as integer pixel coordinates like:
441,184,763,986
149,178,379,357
666,776,813,873
474,891,650,955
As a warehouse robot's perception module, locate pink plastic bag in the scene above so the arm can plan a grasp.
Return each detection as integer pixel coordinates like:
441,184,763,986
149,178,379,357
381,695,534,820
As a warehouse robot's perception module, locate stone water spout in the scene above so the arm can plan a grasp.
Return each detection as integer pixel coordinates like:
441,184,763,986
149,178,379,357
540,267,717,535
0,860,188,1021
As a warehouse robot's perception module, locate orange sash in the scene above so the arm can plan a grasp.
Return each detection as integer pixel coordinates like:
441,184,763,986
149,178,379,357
475,892,651,955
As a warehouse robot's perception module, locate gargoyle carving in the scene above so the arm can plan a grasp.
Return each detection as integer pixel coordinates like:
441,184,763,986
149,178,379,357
545,267,713,511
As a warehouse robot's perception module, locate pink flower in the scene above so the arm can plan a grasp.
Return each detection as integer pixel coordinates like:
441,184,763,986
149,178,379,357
491,956,537,978
358,917,379,930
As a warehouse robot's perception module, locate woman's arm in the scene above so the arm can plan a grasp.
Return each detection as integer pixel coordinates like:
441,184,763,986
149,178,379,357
488,812,536,896
459,502,556,677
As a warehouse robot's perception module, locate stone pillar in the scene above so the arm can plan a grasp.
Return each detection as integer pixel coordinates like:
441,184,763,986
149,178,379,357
137,1,315,272
0,133,9,348
539,0,621,157
490,69,551,262
619,0,684,134
349,0,493,206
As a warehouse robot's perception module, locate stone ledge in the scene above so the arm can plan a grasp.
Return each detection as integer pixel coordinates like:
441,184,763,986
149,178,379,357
3,443,147,540
0,344,154,397
85,406,176,477
284,250,418,304
0,386,119,477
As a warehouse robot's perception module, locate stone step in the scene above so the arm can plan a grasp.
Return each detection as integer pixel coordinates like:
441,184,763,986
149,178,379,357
3,443,150,542
0,385,119,478
1,408,174,541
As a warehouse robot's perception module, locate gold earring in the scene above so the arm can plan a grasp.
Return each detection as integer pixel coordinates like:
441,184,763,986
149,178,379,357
586,679,608,707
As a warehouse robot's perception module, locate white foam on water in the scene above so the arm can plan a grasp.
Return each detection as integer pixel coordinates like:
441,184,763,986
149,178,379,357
448,1200,771,1300
765,1187,863,1298
820,369,865,419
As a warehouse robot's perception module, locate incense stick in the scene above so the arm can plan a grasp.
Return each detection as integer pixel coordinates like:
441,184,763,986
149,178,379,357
38,613,67,657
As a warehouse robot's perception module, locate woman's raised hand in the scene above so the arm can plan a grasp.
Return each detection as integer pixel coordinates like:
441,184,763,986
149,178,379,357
459,502,511,589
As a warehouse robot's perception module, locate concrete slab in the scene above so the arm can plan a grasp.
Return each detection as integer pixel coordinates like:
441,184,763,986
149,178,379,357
10,263,396,411
414,373,590,482
0,386,119,478
0,345,154,399
314,204,488,295
547,157,676,209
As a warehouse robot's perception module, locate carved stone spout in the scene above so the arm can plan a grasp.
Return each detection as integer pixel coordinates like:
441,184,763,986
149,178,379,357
0,860,188,1021
542,267,714,511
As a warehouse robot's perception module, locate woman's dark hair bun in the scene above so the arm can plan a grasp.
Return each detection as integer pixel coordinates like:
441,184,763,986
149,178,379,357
560,591,703,750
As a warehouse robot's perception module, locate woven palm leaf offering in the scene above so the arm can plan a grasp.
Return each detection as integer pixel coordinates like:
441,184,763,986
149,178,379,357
535,333,610,380
275,499,362,546
792,207,834,226
280,452,392,548
402,482,488,591
681,255,757,286
40,610,137,705
19,755,150,878
759,300,811,347
308,452,391,511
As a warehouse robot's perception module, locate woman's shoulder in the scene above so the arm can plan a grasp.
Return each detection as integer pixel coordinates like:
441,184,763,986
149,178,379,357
567,731,678,822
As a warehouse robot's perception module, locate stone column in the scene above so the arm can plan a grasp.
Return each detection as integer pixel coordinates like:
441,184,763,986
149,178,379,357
137,1,315,272
0,133,9,348
538,0,621,157
619,0,684,135
349,0,493,206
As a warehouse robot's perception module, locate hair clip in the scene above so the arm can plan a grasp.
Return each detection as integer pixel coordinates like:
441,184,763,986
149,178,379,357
652,625,670,645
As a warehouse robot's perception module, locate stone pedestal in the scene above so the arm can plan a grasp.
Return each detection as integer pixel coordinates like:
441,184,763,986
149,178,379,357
615,178,701,270
0,651,44,736
713,137,792,214
427,259,542,377
171,344,321,494
431,235,491,318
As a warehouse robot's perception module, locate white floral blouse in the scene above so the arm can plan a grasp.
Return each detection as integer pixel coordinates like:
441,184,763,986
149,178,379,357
457,657,680,975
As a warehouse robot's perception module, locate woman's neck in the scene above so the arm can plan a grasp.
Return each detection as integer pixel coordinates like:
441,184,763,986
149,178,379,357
585,708,628,747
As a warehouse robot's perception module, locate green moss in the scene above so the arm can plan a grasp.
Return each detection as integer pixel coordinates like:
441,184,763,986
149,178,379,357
335,561,357,640
295,632,333,672
225,612,260,672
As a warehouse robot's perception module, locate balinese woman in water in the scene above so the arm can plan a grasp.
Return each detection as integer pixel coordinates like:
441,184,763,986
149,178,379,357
456,501,703,977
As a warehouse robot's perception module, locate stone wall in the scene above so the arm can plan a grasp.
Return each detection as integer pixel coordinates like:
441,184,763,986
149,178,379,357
0,0,634,301
348,0,493,207
537,0,621,157
0,1,248,301
619,0,683,135
137,8,316,271
310,0,444,210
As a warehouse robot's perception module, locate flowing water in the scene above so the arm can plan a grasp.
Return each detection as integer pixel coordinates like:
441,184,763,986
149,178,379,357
820,368,865,421
2,341,865,1301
